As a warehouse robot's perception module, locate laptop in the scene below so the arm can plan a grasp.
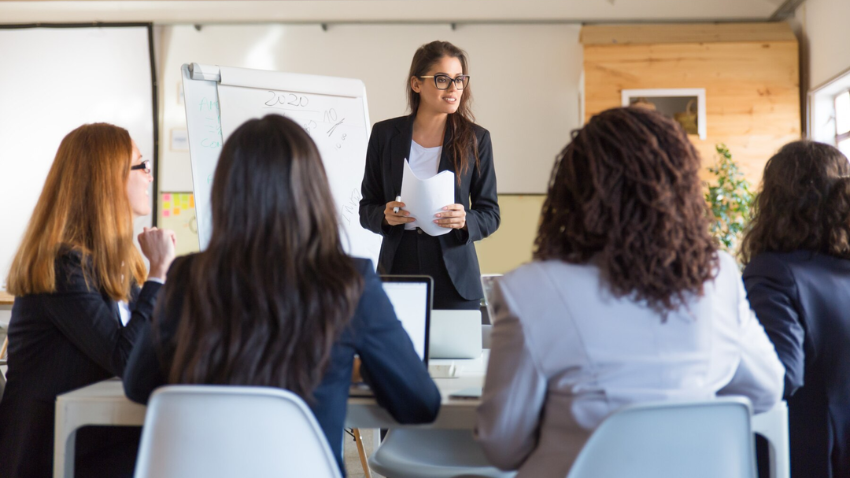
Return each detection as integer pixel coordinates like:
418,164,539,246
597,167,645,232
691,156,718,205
480,274,503,325
350,275,432,397
379,275,433,365
429,310,482,359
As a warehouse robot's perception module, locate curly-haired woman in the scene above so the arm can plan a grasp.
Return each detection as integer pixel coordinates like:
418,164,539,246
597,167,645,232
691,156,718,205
741,141,850,478
475,107,784,477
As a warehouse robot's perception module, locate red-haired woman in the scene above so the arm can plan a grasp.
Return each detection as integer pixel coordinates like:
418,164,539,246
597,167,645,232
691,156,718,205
360,40,500,310
0,123,176,478
476,107,783,477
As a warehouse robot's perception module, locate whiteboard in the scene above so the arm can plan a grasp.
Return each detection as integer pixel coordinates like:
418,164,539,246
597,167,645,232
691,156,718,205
0,25,156,289
181,63,381,266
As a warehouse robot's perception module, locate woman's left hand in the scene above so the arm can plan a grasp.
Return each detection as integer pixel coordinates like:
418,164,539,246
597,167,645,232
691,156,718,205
435,204,467,230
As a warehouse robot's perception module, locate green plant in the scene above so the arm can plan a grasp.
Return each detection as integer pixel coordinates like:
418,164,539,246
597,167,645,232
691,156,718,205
705,144,754,253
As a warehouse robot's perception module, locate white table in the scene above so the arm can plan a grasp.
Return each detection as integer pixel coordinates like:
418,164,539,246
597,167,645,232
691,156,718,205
53,352,788,478
53,355,488,478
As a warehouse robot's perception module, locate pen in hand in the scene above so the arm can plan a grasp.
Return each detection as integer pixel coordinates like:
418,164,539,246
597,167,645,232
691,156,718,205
393,196,402,214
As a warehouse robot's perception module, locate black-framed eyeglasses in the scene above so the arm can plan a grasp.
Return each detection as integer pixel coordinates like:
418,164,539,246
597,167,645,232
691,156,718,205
419,74,470,91
130,159,151,175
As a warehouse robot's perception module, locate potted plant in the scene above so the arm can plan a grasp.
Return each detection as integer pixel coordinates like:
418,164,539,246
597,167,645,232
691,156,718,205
705,144,753,255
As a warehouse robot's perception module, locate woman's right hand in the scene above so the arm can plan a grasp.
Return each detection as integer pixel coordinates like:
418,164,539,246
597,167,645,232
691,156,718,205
384,201,416,226
138,227,177,281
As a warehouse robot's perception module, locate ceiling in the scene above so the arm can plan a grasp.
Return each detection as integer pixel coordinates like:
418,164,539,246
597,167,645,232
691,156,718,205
0,0,794,25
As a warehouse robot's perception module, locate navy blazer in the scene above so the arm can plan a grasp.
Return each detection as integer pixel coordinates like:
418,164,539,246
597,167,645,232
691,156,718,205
0,249,161,478
743,251,850,478
359,115,500,300
123,254,441,475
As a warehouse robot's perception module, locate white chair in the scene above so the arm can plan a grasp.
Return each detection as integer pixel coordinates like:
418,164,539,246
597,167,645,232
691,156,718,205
567,397,756,478
134,385,342,478
368,429,515,478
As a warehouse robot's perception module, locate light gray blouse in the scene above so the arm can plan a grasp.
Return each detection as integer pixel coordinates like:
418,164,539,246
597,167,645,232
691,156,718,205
475,251,784,477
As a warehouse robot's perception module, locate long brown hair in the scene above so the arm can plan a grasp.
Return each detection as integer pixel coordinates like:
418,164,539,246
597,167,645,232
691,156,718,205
740,140,850,263
407,40,479,182
165,115,364,401
6,123,145,301
535,107,718,313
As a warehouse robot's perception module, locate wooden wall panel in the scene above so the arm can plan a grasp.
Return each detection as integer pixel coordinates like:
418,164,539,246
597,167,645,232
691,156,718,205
583,36,800,186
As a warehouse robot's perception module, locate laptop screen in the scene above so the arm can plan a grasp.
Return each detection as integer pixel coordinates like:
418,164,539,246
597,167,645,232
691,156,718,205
380,276,432,365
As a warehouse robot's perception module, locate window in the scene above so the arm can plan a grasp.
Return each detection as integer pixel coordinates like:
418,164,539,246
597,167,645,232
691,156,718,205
836,90,850,157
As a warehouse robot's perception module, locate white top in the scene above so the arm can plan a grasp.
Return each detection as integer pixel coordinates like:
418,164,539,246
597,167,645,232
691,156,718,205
404,141,442,230
476,251,784,478
117,278,165,326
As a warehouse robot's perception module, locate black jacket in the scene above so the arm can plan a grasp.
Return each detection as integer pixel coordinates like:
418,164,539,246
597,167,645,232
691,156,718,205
743,251,850,478
0,249,161,478
359,115,500,300
123,254,441,475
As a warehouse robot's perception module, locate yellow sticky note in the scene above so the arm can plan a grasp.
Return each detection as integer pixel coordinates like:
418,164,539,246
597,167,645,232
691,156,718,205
163,201,171,211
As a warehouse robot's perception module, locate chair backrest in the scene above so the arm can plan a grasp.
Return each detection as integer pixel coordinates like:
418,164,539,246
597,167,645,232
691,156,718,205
134,385,342,478
567,397,756,478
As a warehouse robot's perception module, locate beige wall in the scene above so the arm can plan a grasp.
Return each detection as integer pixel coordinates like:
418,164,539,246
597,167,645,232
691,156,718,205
582,23,801,187
797,0,850,90
476,195,546,274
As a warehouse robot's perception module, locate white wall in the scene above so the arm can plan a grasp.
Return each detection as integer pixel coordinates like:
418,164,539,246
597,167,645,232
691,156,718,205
797,0,850,90
157,23,583,194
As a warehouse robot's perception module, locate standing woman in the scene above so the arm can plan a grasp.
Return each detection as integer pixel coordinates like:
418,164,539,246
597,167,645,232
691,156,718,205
360,41,500,309
0,123,176,478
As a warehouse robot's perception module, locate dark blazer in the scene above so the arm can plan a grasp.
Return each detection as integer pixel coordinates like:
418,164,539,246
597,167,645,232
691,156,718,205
0,249,161,478
359,115,500,300
743,251,850,478
123,254,441,476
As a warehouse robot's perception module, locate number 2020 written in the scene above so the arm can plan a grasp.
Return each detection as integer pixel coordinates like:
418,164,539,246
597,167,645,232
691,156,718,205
265,91,309,107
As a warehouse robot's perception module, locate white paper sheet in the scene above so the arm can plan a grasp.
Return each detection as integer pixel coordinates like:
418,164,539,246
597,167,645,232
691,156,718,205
400,160,455,237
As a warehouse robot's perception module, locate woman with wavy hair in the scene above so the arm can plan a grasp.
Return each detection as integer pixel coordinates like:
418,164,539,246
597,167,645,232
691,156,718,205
359,40,499,310
476,107,783,477
123,114,440,475
741,140,850,478
0,123,176,478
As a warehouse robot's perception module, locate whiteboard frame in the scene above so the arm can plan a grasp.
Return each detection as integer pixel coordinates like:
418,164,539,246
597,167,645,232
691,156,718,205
0,22,160,225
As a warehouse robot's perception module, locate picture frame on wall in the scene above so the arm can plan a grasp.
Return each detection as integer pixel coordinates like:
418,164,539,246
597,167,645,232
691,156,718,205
621,88,707,140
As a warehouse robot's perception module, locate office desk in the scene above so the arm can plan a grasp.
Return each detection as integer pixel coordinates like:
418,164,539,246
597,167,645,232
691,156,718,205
54,355,488,478
53,352,788,478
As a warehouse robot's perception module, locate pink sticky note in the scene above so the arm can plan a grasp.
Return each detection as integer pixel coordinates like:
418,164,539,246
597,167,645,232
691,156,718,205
163,210,171,217
163,193,172,201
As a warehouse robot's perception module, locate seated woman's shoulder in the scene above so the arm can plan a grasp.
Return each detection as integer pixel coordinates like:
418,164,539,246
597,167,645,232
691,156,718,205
350,257,376,278
502,259,595,291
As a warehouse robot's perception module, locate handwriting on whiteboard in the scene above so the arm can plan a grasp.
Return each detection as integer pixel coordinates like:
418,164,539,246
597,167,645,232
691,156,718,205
198,97,222,149
262,92,350,151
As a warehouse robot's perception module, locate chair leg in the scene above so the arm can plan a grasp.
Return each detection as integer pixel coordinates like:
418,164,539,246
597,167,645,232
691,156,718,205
352,428,372,478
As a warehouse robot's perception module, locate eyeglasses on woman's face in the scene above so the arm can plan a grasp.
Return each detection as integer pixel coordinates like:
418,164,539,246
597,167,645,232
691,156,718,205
130,159,152,175
419,74,470,91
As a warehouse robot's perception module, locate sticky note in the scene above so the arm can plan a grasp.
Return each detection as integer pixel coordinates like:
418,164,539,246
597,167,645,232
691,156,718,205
163,210,171,217
163,193,172,201
163,202,171,210
189,195,195,208
174,208,181,216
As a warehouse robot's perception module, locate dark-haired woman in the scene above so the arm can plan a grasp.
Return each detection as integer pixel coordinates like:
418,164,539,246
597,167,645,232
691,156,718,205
475,107,784,477
360,40,499,310
741,141,850,478
123,115,441,475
